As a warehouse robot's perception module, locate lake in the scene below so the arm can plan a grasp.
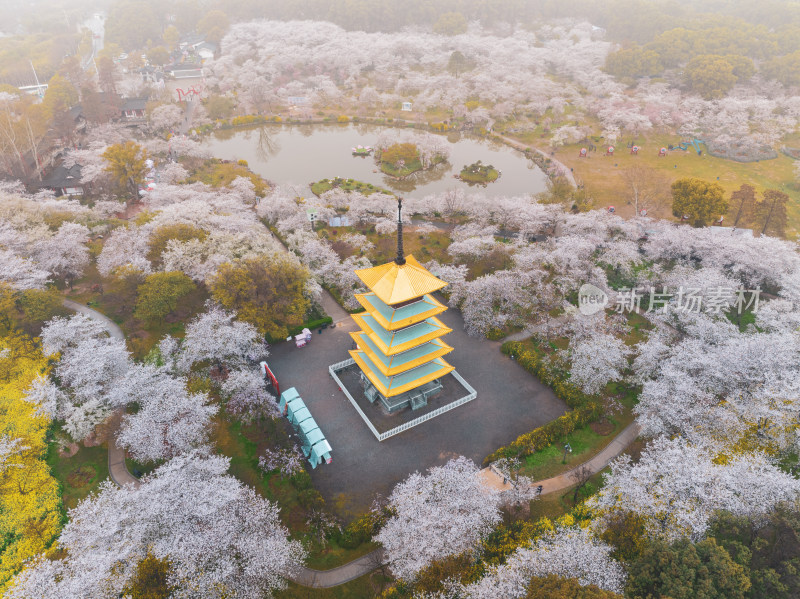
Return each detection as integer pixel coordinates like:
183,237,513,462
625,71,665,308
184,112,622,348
202,123,549,197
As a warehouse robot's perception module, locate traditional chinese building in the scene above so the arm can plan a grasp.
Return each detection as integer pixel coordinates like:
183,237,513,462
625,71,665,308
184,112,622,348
349,198,454,412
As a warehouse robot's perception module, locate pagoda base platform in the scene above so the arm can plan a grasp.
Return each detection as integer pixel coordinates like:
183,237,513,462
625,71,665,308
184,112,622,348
361,372,442,413
329,358,477,441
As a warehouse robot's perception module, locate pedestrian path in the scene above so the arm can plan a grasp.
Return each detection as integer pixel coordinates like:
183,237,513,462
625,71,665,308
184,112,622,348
478,422,641,494
62,300,140,488
494,134,577,187
290,549,385,588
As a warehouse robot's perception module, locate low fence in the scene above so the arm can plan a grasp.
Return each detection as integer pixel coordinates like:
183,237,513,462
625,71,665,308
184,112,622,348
329,359,477,442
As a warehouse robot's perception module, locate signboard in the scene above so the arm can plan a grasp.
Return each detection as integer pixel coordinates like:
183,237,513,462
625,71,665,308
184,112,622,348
260,361,279,396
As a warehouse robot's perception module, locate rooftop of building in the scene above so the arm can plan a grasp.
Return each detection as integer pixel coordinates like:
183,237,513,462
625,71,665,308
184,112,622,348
40,163,82,189
355,254,447,305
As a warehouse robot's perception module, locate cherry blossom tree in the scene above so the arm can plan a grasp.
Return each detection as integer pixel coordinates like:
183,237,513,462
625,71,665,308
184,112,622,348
567,332,629,394
30,222,90,283
375,456,501,580
633,322,800,453
589,436,800,542
0,249,50,289
175,304,266,373
96,225,152,277
40,315,131,440
148,103,183,132
158,161,189,185
21,375,64,420
8,453,306,598
221,368,280,421
114,364,218,462
463,527,627,597
258,445,304,478
0,436,24,472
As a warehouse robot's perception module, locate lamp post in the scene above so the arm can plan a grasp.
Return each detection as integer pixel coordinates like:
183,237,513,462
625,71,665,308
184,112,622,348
562,443,572,464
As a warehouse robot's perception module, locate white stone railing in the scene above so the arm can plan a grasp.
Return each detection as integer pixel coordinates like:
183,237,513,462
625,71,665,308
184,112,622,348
329,359,382,440
329,360,477,442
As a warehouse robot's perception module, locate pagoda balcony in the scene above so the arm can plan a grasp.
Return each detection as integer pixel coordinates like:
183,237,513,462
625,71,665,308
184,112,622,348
351,312,452,356
355,292,447,331
350,331,453,377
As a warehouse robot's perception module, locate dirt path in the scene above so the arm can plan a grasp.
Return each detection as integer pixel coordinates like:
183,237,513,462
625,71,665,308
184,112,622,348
494,133,577,187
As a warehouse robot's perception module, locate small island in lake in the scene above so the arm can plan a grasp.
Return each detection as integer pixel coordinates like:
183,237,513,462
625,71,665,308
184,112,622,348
351,145,373,156
376,142,447,178
458,160,500,184
311,177,393,196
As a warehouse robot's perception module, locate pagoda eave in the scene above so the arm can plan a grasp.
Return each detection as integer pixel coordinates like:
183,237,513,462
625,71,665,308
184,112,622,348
349,350,455,397
352,313,452,356
355,255,448,305
355,293,448,331
350,332,454,376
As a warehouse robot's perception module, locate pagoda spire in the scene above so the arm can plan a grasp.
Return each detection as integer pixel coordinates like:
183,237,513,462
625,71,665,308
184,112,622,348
395,196,406,265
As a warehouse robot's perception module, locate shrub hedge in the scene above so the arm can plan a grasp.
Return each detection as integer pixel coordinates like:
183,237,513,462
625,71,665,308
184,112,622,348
285,317,333,339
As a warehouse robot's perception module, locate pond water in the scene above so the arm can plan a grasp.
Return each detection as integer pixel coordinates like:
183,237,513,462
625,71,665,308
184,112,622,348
202,123,549,197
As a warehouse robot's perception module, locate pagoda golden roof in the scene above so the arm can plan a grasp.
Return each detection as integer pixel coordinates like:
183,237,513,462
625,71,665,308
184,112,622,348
355,255,447,306
351,313,452,356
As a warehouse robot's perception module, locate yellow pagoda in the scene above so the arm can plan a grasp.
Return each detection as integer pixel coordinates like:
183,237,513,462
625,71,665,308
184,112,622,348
349,198,455,411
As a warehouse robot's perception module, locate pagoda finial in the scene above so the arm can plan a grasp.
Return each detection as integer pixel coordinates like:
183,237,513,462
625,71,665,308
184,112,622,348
395,196,406,265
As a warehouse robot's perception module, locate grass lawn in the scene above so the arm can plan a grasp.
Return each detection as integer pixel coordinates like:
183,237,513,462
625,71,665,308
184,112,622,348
518,407,632,481
379,156,446,178
622,310,655,346
125,456,159,478
528,469,609,522
380,157,425,177
362,228,451,265
47,443,109,509
510,335,639,482
539,132,800,237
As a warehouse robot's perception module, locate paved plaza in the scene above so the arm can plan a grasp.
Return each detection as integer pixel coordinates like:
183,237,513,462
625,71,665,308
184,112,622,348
266,306,566,515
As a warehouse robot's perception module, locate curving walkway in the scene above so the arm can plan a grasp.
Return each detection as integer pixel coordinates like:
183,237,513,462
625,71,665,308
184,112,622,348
62,300,140,488
291,549,385,588
478,422,641,494
494,133,577,187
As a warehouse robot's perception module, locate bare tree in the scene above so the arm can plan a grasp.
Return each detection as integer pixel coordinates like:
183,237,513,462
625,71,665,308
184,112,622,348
621,164,671,216
364,549,390,595
728,183,756,227
572,463,594,504
441,188,465,221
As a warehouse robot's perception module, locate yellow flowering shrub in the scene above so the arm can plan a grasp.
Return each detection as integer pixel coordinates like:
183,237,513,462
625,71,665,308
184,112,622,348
0,333,62,593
